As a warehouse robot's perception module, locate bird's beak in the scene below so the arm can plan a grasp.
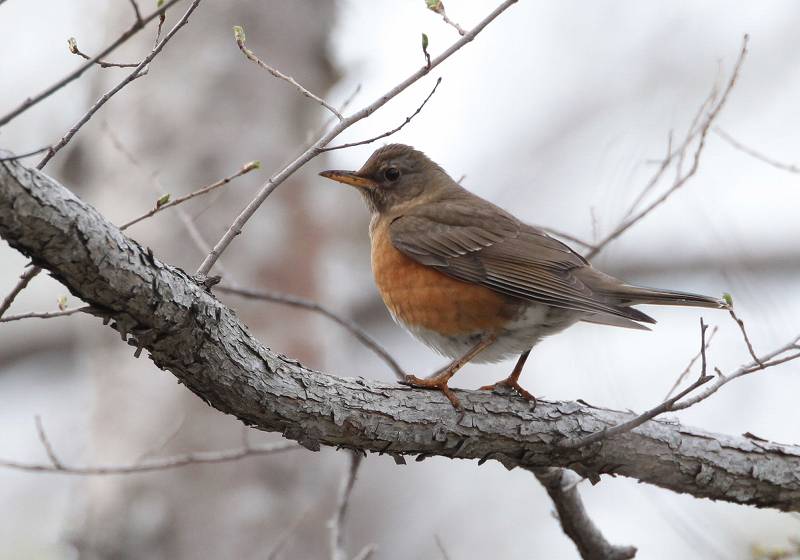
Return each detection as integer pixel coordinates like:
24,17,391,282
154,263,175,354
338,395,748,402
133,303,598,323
318,169,377,189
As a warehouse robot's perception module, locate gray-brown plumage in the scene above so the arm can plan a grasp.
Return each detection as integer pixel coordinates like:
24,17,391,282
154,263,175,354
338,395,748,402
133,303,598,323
320,144,724,406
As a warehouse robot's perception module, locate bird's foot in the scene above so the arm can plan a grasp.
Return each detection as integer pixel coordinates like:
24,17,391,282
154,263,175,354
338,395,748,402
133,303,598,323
400,374,461,409
480,378,537,407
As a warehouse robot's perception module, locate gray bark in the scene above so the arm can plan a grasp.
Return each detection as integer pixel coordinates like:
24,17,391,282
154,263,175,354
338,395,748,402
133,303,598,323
2,156,800,512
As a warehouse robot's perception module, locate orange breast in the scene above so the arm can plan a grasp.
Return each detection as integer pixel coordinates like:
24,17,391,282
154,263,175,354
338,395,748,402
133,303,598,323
370,221,515,336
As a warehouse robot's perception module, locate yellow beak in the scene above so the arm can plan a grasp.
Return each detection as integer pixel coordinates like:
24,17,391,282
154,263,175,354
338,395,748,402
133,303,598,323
319,170,377,189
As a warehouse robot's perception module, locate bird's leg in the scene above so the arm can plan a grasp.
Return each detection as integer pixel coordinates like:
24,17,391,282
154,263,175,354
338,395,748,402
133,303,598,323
401,334,497,408
480,349,536,405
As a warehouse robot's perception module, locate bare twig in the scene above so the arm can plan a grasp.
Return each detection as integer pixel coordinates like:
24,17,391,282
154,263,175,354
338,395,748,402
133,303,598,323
714,127,800,174
664,325,718,399
531,467,637,560
36,0,203,168
0,0,185,127
0,264,41,317
330,451,364,560
320,77,443,152
35,416,63,469
119,160,260,230
586,35,748,260
67,37,139,69
196,0,519,276
0,146,53,162
128,0,143,23
434,535,453,560
0,440,299,475
673,334,800,411
217,285,405,380
233,26,343,121
728,306,764,368
0,306,89,323
426,0,467,36
561,319,714,449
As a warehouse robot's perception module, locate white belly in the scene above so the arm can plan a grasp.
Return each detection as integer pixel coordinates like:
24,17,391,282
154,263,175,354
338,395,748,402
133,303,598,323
399,304,582,363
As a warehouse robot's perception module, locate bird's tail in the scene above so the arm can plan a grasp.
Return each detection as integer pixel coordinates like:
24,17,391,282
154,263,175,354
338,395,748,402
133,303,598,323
614,284,726,309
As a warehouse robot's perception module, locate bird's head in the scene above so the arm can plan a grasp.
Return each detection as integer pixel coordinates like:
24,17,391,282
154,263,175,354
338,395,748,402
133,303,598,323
319,144,453,214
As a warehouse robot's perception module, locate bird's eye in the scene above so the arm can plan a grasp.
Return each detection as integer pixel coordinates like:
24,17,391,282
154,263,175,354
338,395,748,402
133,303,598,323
383,167,400,182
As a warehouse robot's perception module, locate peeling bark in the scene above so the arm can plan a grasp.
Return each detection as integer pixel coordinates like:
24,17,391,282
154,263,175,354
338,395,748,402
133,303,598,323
2,156,800,512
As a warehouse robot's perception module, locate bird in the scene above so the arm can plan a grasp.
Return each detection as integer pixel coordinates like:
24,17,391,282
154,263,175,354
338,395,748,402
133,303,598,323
319,144,724,408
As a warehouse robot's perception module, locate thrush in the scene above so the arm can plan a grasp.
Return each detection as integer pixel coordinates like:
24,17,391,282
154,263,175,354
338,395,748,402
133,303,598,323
320,144,724,407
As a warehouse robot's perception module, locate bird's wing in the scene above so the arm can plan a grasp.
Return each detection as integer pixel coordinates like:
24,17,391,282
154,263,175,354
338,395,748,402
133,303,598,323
389,199,654,323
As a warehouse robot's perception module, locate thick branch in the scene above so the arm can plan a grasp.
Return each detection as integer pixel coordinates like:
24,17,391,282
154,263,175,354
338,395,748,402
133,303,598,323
2,158,800,511
531,467,636,559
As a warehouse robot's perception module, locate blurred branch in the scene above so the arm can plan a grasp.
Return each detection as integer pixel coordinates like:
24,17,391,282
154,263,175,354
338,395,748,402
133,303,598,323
0,264,40,318
233,25,343,121
319,77,442,152
539,226,597,251
217,285,405,380
36,0,204,168
330,452,367,560
714,127,800,174
119,160,260,230
434,535,452,560
0,0,186,127
530,467,637,560
196,0,520,276
0,305,89,323
0,439,299,475
4,158,800,511
585,35,748,260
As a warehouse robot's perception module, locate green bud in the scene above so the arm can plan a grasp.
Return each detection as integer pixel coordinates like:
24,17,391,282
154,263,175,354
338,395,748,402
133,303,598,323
156,193,170,208
722,292,733,306
233,25,246,43
421,33,429,50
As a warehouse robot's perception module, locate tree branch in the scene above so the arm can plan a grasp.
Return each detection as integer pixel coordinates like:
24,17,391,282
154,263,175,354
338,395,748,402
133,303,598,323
3,159,800,511
530,467,637,559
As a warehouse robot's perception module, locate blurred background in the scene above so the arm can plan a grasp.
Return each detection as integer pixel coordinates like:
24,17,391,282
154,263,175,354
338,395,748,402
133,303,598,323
1,1,799,558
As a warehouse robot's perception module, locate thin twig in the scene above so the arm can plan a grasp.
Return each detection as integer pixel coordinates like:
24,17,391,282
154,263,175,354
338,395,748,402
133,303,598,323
0,0,185,127
0,146,53,162
561,319,714,449
67,37,140,68
233,26,343,121
586,35,748,260
0,306,89,323
434,535,453,560
35,416,63,469
196,0,519,276
0,265,41,317
320,77,443,152
664,325,718,400
728,306,764,367
714,127,800,174
128,0,143,23
427,1,467,36
36,0,203,169
330,451,364,560
672,334,800,411
0,440,299,475
119,160,260,230
531,467,637,560
217,285,405,380
267,510,313,560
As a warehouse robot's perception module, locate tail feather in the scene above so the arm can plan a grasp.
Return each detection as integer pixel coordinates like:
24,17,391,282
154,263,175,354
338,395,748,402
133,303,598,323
613,284,725,309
